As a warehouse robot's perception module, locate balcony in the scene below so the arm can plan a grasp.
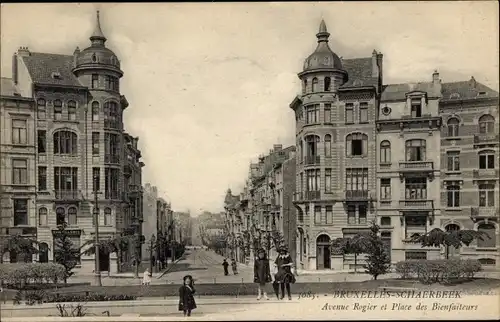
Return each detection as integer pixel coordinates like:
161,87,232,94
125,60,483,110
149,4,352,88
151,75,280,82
470,207,499,222
304,155,320,166
474,133,499,145
472,169,499,180
399,161,434,172
345,190,370,202
55,190,81,201
305,190,321,201
399,199,434,211
105,154,121,164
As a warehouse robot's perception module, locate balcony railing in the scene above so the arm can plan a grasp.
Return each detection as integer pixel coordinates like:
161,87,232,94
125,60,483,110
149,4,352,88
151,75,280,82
472,169,499,180
399,199,434,210
105,154,121,164
55,190,81,200
399,161,434,172
345,190,370,201
474,133,499,145
305,190,321,200
304,155,320,165
470,207,499,221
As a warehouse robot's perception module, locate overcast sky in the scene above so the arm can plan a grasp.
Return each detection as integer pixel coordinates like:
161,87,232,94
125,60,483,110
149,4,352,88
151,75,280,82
1,2,498,214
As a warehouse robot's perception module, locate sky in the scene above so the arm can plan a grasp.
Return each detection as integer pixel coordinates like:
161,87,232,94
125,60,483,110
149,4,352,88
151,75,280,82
1,2,498,215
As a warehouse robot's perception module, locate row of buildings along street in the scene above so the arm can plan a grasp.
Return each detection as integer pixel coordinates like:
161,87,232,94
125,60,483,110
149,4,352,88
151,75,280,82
224,20,499,271
0,12,193,274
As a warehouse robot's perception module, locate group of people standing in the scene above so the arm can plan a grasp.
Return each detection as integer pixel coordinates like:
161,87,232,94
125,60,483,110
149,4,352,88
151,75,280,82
222,258,238,275
253,245,296,300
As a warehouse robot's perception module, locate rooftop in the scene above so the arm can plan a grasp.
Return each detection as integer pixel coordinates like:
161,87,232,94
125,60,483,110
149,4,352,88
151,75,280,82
21,52,84,88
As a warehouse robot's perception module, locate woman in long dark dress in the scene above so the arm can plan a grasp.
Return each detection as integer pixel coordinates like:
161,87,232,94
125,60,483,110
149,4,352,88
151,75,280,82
178,275,197,317
274,246,296,300
253,248,271,300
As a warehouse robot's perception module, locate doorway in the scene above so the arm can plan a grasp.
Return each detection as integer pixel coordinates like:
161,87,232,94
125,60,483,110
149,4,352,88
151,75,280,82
316,234,331,270
39,243,49,263
99,249,110,272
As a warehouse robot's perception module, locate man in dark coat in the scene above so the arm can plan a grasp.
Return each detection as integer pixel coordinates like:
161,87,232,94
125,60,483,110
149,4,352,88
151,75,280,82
253,248,271,300
222,259,229,276
178,275,197,317
274,245,295,300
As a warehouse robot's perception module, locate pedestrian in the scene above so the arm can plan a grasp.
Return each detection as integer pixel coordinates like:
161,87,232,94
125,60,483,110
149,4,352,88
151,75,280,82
274,245,296,300
231,258,238,275
178,275,197,317
142,268,152,286
222,258,229,276
272,263,280,299
253,248,271,300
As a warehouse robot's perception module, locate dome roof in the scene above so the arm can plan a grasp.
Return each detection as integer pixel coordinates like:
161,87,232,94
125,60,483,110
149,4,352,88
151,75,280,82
303,20,344,72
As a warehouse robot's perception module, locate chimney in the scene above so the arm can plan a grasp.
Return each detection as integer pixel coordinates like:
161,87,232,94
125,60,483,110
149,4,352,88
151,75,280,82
273,144,283,152
371,50,379,78
17,46,31,57
432,70,440,84
12,54,18,84
73,47,80,68
377,52,384,85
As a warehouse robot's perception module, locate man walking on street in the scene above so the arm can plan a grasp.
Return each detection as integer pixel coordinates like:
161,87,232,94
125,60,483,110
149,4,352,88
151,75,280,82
222,258,229,276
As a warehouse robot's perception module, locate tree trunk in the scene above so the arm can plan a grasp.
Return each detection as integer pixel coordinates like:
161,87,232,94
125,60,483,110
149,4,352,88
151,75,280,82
354,253,358,273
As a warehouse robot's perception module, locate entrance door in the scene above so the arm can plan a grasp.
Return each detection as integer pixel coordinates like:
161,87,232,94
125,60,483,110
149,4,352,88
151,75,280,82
316,234,331,270
99,249,110,272
39,243,49,263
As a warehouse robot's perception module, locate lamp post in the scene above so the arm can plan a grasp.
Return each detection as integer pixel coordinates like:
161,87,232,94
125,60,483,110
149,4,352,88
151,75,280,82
92,175,102,286
149,234,156,274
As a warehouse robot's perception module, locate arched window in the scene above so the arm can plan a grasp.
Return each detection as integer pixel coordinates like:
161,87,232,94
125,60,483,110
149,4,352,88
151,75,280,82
380,140,391,164
479,150,495,169
53,131,77,155
53,99,63,120
103,101,119,128
39,243,49,263
67,101,77,121
305,135,320,160
37,98,46,119
312,77,319,92
405,139,426,161
68,207,78,226
324,134,332,157
477,223,496,248
346,133,368,157
479,114,495,134
324,77,331,91
447,118,459,137
91,101,99,121
104,208,112,226
56,207,65,226
303,79,307,94
38,207,48,226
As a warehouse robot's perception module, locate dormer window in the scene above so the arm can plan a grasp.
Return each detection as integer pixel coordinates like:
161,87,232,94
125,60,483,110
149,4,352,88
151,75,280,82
450,93,460,99
324,77,331,91
478,91,487,96
410,98,422,118
51,72,61,79
312,78,319,92
92,54,97,63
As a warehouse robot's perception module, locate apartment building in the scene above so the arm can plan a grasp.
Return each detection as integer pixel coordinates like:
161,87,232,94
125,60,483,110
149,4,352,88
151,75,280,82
290,21,381,270
0,78,36,263
142,183,158,261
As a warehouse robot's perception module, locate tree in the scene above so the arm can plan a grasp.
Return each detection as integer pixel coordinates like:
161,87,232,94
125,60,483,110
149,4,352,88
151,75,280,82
331,234,371,273
0,234,39,264
83,234,133,275
363,223,391,280
53,223,84,284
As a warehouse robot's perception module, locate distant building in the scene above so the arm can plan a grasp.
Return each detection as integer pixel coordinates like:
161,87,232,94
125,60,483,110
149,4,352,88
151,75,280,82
173,211,192,245
142,183,158,260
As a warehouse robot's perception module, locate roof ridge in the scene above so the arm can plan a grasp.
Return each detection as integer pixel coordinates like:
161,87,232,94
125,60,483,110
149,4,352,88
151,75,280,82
28,52,73,58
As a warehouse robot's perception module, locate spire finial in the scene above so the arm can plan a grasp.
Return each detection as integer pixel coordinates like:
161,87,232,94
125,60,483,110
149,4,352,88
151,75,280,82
319,19,327,33
90,9,107,45
316,19,330,43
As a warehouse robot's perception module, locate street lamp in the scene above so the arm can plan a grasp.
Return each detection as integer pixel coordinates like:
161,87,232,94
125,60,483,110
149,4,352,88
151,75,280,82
149,234,156,274
93,175,102,287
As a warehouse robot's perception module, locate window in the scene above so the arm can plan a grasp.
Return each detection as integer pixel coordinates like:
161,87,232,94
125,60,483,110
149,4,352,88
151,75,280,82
105,133,120,162
447,151,460,171
92,102,100,121
478,114,495,134
92,74,99,89
53,99,62,120
305,105,320,124
380,217,391,226
105,167,120,199
37,98,46,119
380,141,391,164
306,169,320,191
324,104,331,123
12,159,28,184
12,119,27,145
38,208,48,226
302,79,307,94
405,139,426,161
299,172,303,193
325,206,333,224
405,178,427,200
324,134,332,157
37,130,46,153
105,76,113,90
380,178,391,200
347,205,356,224
346,133,368,157
405,216,427,239
346,168,368,191
92,132,100,155
312,77,318,92
477,224,496,248
53,131,77,155
479,150,495,169
68,207,78,226
305,135,319,157
345,103,354,124
410,98,422,117
54,167,78,192
447,118,459,137
405,251,427,260
104,208,112,226
325,168,332,192
13,199,28,226
93,168,100,192
38,167,47,191
314,206,321,224
358,205,367,224
446,184,460,207
67,101,77,121
479,184,495,207
359,102,368,123
324,77,331,91
56,207,66,226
